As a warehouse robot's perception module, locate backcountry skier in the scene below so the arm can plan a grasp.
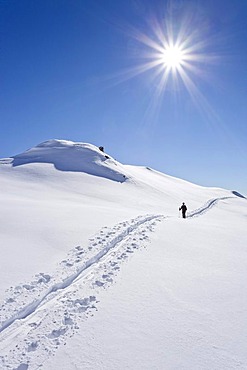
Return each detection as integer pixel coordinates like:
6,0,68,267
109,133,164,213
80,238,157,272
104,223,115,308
179,202,187,218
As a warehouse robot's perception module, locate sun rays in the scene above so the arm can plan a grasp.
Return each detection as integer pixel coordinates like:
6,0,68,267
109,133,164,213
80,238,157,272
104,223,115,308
128,16,209,96
106,11,221,126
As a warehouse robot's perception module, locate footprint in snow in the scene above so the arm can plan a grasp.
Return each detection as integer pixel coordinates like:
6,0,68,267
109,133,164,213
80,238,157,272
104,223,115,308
71,296,97,312
94,280,104,287
48,327,67,339
65,262,73,267
131,243,138,248
15,364,29,370
63,315,74,326
23,284,35,291
76,251,84,255
118,253,127,260
27,341,38,352
37,273,51,284
6,297,15,303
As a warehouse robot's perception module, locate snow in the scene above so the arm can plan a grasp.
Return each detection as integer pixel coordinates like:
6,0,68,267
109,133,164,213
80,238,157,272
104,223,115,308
0,140,246,369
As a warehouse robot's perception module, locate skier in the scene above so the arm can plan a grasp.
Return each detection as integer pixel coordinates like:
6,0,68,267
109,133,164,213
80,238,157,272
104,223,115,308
179,202,187,219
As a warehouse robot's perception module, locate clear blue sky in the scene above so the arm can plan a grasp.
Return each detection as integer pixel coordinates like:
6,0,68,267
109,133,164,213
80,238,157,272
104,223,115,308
1,0,247,195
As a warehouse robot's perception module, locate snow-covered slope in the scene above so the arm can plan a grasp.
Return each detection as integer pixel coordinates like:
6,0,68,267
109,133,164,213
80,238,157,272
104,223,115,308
0,140,246,370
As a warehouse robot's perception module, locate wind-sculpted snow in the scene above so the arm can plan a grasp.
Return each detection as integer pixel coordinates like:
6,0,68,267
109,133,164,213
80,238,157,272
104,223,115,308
0,214,162,369
232,190,246,199
8,140,128,182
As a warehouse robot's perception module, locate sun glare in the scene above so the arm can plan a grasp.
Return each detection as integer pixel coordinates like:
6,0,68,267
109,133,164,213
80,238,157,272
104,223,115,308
161,45,185,69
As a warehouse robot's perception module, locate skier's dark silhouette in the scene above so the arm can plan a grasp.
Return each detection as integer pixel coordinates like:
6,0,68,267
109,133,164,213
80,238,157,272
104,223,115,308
179,202,187,218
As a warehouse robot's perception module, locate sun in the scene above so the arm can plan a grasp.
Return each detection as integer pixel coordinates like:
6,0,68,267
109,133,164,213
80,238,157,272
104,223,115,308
110,12,220,123
160,45,185,69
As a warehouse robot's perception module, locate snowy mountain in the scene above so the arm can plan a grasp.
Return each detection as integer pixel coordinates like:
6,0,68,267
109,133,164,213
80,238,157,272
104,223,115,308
0,140,246,370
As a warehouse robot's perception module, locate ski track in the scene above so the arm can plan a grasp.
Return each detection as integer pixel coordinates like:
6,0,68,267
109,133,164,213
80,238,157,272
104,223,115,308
0,196,237,369
187,196,234,218
0,214,162,335
0,214,162,369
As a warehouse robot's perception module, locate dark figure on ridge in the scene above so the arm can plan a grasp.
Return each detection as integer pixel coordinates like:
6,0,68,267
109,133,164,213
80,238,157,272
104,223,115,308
179,202,187,219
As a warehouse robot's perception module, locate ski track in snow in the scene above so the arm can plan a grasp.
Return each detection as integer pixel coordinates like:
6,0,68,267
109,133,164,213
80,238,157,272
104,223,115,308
0,196,237,369
187,196,234,218
0,214,162,369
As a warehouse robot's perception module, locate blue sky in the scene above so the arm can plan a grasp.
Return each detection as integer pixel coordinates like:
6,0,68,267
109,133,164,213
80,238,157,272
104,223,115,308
1,0,247,195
